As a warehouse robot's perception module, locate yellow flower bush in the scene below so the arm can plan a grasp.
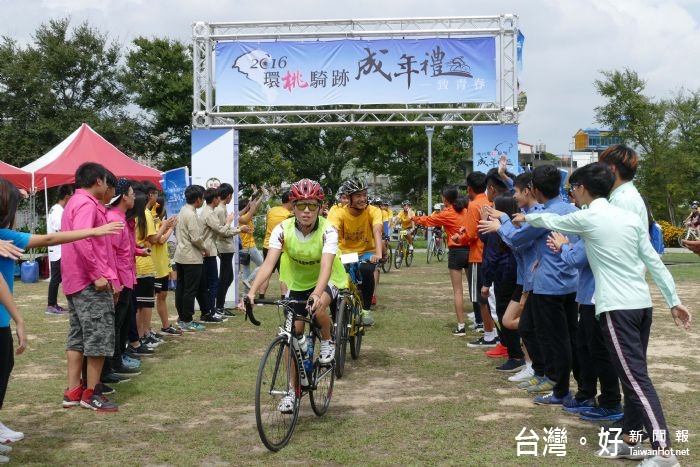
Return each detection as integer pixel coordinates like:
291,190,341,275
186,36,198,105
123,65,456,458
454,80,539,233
658,220,686,247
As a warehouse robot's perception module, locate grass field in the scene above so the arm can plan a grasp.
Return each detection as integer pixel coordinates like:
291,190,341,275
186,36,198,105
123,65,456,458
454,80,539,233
3,251,699,465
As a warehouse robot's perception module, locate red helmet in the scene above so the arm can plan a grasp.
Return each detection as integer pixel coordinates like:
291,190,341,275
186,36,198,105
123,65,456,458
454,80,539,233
289,179,325,201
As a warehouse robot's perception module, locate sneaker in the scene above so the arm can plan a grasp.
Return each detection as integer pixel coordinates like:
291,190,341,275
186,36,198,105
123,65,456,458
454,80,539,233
485,343,509,358
635,454,680,466
141,336,161,348
534,391,573,405
0,454,7,464
496,358,525,373
596,439,645,460
80,388,119,413
45,305,66,315
0,445,11,454
128,344,154,356
62,384,83,408
121,355,141,369
101,373,130,384
471,323,484,333
526,377,556,394
361,310,374,326
200,313,224,323
123,348,142,361
579,405,624,422
150,329,164,339
190,322,206,331
517,376,542,389
0,423,23,444
278,393,296,414
212,311,229,322
216,308,235,317
467,336,498,348
452,325,466,336
55,304,67,313
408,245,414,252
178,320,196,332
112,363,141,377
562,397,597,413
98,383,115,395
509,363,534,382
319,340,335,364
160,325,183,336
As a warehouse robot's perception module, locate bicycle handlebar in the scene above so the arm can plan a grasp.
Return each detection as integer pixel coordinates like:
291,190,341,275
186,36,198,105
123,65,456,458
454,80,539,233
242,297,308,326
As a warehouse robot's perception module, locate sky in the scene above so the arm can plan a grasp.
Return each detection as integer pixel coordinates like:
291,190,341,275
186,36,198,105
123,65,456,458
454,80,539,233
2,0,700,154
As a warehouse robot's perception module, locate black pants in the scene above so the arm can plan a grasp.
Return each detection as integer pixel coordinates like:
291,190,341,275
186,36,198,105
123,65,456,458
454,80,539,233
203,256,219,312
128,287,139,343
576,304,621,407
600,308,670,449
114,288,132,358
467,262,484,325
519,294,546,376
495,281,523,359
48,259,62,306
217,253,234,309
358,263,375,310
531,292,579,398
0,328,14,409
175,263,207,323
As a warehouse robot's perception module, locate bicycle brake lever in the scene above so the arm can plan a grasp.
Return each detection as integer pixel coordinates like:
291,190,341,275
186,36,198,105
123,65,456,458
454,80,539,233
243,296,261,326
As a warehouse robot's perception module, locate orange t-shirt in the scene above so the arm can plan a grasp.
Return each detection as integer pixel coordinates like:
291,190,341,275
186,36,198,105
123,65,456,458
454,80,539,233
412,206,469,248
464,192,490,263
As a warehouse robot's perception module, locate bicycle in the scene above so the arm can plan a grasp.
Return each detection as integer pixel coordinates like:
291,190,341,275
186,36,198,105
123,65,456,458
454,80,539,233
243,297,335,452
334,253,371,375
380,234,393,273
678,224,700,247
426,228,446,264
393,229,414,269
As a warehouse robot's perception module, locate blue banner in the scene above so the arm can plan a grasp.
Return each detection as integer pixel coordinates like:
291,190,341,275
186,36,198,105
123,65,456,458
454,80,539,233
162,167,189,218
215,38,496,106
472,125,519,173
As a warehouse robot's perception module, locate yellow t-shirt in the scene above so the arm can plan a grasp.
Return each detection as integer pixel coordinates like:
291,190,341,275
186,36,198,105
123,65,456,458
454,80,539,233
135,209,157,276
381,208,393,222
328,204,383,255
151,217,172,278
397,209,414,229
263,206,291,249
240,219,256,249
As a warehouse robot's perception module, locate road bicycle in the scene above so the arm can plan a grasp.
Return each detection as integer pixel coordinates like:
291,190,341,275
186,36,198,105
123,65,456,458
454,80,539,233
380,234,393,273
426,227,446,264
678,224,700,247
243,297,335,452
393,229,414,269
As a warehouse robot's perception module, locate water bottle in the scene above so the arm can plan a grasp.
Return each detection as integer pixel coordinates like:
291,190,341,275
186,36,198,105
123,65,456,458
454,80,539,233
304,334,314,375
295,335,310,387
297,334,308,358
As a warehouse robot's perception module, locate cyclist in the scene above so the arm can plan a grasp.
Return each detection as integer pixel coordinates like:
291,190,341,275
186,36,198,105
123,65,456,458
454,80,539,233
327,183,349,218
683,201,700,231
395,200,416,252
245,179,346,413
431,203,445,251
328,176,383,325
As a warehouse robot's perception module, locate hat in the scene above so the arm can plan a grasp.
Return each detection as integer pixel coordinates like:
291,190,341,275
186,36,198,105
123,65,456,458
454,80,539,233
109,178,131,206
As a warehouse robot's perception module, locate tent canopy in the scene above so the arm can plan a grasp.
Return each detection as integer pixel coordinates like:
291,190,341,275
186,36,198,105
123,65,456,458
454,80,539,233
0,161,31,191
22,123,162,190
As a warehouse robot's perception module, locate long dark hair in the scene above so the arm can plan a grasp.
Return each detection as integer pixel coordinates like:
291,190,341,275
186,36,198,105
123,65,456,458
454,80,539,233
441,185,467,213
494,193,518,252
129,190,149,240
155,195,166,220
0,177,20,229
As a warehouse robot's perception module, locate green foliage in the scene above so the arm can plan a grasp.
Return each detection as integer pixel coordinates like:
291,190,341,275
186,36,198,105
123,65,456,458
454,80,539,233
594,69,700,223
658,220,685,247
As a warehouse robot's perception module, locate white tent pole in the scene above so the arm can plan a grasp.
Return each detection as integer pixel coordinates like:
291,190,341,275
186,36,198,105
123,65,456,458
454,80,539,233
44,178,50,275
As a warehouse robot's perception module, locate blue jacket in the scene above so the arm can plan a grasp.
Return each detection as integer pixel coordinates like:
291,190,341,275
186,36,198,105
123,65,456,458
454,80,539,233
480,231,517,289
560,240,594,306
504,204,541,291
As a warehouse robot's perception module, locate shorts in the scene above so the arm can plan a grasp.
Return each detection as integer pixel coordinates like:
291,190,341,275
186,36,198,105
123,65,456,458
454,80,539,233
66,285,115,357
135,276,156,308
154,276,169,293
262,247,281,273
287,285,339,317
447,247,469,270
467,262,488,305
511,284,524,303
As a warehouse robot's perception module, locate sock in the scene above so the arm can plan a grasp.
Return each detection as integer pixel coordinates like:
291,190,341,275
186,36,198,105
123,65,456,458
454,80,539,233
457,323,465,330
484,330,497,341
281,294,285,299
258,293,265,299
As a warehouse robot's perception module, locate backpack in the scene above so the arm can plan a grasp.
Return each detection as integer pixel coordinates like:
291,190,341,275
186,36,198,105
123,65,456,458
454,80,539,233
649,222,664,255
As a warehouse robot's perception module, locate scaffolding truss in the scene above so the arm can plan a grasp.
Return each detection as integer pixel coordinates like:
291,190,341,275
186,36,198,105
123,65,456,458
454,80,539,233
192,15,519,129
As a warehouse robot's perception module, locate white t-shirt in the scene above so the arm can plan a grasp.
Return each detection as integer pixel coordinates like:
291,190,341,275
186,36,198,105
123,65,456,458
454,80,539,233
47,203,63,262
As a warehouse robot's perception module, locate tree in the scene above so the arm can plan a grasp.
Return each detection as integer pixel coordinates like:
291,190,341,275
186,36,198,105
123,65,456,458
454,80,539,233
594,69,700,222
0,18,137,168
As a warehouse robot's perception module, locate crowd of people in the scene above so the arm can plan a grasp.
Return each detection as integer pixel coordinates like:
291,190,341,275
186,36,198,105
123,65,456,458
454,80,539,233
0,143,695,465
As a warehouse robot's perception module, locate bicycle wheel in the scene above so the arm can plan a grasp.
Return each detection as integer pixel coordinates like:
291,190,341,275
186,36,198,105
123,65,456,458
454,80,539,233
382,245,393,273
405,247,414,267
349,298,363,359
334,296,349,378
309,331,335,416
436,245,445,262
426,240,433,264
255,336,300,452
678,232,687,247
394,242,403,269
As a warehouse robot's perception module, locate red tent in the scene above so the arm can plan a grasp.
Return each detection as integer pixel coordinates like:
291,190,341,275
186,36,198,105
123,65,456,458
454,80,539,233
0,161,32,191
22,123,162,190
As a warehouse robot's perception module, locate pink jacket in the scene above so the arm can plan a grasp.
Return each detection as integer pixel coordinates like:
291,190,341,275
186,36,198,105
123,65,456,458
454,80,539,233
107,208,137,290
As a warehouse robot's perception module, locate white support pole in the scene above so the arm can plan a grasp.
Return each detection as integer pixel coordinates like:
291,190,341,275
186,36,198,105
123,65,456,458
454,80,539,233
425,126,434,246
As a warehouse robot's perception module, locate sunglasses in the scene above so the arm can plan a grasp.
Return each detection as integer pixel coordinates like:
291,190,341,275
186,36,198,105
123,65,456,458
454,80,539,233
295,202,319,211
569,183,581,191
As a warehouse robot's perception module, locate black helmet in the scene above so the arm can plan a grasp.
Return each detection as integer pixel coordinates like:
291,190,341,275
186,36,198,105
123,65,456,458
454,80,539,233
342,176,368,195
401,200,411,206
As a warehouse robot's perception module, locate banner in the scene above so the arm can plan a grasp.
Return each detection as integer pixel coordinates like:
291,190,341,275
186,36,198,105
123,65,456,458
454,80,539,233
191,129,235,189
472,125,519,173
215,38,496,106
161,167,189,218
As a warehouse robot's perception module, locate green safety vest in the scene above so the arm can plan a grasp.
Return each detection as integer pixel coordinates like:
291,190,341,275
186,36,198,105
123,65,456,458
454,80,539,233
279,217,348,291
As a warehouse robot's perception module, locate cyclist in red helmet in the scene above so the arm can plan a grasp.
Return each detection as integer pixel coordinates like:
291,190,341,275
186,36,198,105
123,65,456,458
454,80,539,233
245,179,347,413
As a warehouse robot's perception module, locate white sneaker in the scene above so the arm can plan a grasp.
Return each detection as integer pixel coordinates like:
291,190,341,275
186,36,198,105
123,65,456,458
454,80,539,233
0,423,23,443
0,454,8,464
508,362,534,382
636,454,680,467
0,444,11,454
213,312,229,322
319,340,335,364
278,394,296,414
